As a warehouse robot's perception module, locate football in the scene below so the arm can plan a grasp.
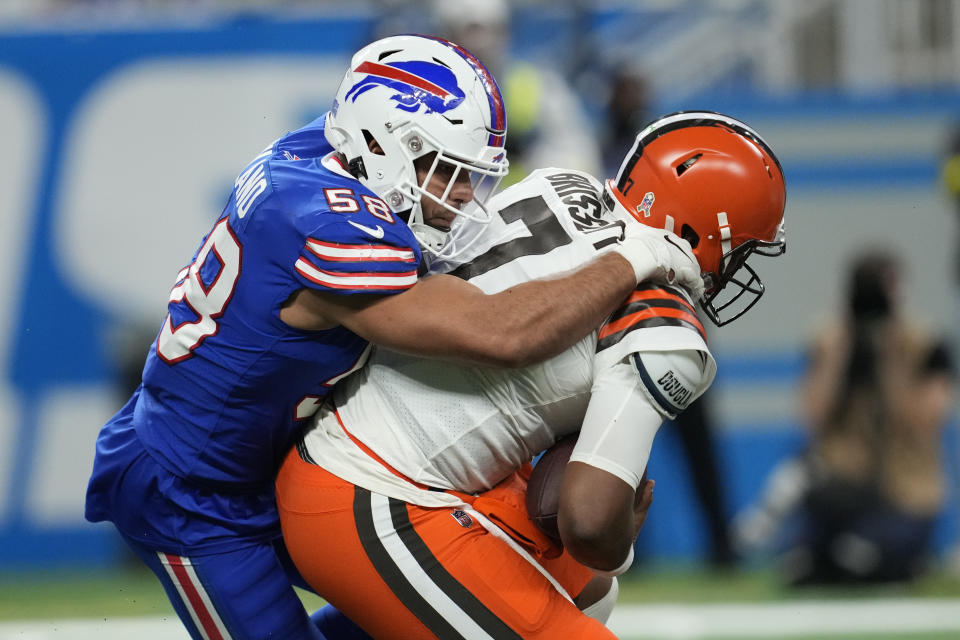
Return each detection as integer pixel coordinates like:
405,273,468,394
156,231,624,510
526,436,652,544
525,435,578,542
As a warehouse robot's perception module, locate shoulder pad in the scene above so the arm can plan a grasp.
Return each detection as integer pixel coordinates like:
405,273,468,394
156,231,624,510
292,180,422,295
536,167,604,193
229,148,275,224
594,283,715,388
274,115,333,160
307,210,419,253
633,349,713,418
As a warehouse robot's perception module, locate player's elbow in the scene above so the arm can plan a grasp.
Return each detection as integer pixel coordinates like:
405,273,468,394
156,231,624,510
558,462,637,571
558,506,625,571
559,513,609,554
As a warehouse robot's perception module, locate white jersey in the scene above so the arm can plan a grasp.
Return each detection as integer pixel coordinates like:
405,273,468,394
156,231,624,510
300,168,717,508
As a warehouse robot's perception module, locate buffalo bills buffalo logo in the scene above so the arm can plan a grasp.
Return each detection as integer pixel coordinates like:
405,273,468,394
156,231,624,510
346,60,466,114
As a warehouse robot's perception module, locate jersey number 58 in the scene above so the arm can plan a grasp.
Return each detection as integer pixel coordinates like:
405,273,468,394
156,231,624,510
157,218,241,363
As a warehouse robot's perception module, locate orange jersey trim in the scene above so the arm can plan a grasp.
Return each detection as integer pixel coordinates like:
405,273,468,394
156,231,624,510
600,285,706,342
599,306,705,341
332,408,474,502
622,287,698,314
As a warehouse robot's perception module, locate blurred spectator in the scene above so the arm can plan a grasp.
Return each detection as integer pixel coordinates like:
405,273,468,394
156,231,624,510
939,121,960,337
430,0,601,185
940,121,960,573
666,390,738,568
599,64,652,178
737,248,955,585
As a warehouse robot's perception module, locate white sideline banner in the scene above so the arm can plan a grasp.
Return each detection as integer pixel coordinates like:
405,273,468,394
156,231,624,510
2,599,960,639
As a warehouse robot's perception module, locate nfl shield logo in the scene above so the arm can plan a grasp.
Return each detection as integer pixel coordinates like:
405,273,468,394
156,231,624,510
637,191,656,217
451,509,473,528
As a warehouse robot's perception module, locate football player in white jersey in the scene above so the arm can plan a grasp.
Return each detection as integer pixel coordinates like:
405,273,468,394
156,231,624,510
276,112,787,639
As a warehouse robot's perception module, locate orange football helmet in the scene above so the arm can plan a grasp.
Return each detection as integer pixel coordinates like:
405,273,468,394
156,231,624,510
604,111,786,325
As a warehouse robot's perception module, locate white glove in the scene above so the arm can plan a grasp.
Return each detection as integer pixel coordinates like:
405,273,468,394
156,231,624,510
610,224,704,300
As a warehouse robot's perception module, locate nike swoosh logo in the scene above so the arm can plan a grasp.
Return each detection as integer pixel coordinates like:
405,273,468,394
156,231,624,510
663,234,694,263
347,220,385,239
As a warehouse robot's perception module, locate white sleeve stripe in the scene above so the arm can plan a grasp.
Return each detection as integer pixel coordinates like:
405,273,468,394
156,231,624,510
305,238,416,262
363,493,499,639
295,258,417,290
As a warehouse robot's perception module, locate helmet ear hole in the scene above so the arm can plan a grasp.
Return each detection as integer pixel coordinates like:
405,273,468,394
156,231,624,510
680,223,699,249
362,130,385,155
676,153,702,176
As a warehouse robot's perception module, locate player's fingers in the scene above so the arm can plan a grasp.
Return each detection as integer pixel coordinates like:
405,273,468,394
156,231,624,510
633,480,655,536
633,478,654,508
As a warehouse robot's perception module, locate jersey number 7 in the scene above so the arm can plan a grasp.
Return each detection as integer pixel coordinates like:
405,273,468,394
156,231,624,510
449,195,573,280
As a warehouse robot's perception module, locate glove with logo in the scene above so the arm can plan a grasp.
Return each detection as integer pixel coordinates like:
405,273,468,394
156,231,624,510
609,223,704,300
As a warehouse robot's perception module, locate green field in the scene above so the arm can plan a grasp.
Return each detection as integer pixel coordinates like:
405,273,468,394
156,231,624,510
2,562,958,622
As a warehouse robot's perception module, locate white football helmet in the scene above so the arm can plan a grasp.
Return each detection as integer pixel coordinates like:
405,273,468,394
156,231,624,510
325,34,509,257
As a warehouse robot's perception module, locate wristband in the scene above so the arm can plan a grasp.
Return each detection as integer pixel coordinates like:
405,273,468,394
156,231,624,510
593,544,635,578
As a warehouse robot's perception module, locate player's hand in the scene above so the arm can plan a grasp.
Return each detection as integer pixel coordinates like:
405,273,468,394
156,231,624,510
610,224,704,300
632,477,655,539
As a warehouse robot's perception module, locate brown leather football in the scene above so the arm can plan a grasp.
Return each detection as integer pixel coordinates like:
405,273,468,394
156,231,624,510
525,435,578,542
526,435,651,544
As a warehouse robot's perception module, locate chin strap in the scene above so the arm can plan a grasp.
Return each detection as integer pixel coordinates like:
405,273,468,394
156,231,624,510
347,155,367,180
717,211,732,271
411,223,447,255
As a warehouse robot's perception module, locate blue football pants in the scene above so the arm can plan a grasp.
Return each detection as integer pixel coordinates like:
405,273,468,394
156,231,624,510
123,533,368,640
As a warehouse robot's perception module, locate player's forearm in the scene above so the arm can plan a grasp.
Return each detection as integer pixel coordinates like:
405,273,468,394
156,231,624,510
475,253,636,367
331,254,634,368
559,379,655,572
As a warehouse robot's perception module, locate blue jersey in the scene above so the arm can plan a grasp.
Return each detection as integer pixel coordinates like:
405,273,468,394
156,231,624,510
86,116,421,552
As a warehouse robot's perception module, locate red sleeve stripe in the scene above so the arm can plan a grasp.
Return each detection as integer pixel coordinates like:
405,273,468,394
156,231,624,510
599,306,706,341
305,238,416,263
295,258,417,290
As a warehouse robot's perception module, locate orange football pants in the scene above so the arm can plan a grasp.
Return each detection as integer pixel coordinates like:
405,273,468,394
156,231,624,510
276,448,616,640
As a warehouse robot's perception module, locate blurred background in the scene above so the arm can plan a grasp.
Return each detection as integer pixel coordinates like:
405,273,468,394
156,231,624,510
3,0,960,637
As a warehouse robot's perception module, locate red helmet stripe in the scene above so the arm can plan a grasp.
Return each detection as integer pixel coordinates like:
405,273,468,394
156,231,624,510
353,60,452,99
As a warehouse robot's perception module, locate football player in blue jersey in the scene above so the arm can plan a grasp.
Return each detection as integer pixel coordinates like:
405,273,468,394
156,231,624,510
85,34,702,640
